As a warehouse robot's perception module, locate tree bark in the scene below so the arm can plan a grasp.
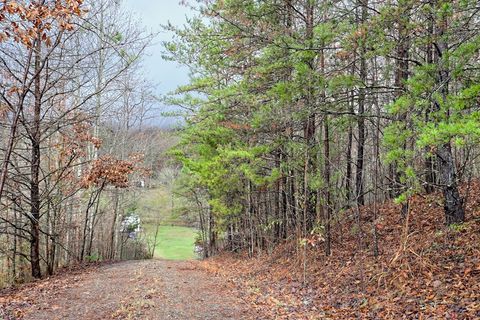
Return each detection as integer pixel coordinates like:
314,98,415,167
30,37,42,279
355,0,368,206
394,1,411,216
303,0,316,230
324,115,332,256
433,0,464,224
424,4,436,193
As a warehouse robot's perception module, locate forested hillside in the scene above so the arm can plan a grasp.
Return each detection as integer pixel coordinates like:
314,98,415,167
165,0,480,318
168,0,479,259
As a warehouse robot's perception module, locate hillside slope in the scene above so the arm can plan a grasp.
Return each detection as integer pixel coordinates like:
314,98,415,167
203,183,480,319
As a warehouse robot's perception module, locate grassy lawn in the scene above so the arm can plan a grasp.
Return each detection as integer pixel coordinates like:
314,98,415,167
135,186,197,260
150,225,197,260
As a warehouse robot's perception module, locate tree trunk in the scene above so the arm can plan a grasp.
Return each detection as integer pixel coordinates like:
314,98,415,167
110,189,120,260
394,1,411,217
346,92,354,204
30,37,42,279
303,0,316,231
324,115,332,256
424,5,436,193
433,1,464,224
355,0,368,206
437,144,464,224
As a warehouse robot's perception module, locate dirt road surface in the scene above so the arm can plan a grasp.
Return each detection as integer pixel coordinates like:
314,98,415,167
0,260,251,320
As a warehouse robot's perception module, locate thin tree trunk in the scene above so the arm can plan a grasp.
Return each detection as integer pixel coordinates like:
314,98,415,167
87,194,101,258
355,0,368,206
30,37,42,279
303,1,316,230
425,6,436,193
324,115,332,256
110,189,120,260
394,2,411,217
346,48,356,205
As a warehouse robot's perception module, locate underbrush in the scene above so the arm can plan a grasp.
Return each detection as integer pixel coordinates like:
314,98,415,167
202,182,480,319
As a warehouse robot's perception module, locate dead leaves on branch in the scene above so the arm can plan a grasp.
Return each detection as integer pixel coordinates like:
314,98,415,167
50,118,149,192
81,153,147,189
57,121,102,160
0,0,86,47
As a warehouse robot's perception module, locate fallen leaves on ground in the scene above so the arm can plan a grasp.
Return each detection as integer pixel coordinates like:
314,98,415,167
201,182,480,319
0,263,104,320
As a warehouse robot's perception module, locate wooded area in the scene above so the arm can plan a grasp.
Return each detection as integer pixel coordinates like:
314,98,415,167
164,2,480,316
168,0,480,259
0,0,174,286
1,0,480,318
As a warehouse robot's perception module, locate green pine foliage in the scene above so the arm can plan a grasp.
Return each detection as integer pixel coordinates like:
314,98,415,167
165,0,480,255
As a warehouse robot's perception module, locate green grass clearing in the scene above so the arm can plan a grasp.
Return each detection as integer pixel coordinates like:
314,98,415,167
148,225,197,260
135,186,197,260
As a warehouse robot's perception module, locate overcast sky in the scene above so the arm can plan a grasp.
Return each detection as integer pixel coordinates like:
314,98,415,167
123,0,193,126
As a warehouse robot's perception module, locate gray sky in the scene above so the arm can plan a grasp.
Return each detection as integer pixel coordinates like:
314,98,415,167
123,0,193,125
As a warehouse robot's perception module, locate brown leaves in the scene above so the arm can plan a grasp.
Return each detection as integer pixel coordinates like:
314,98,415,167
81,154,145,189
0,0,86,47
57,121,102,161
0,262,101,319
219,121,251,131
0,102,8,119
202,181,480,319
